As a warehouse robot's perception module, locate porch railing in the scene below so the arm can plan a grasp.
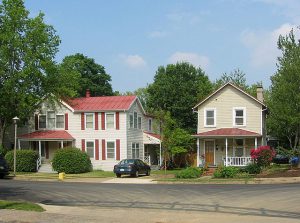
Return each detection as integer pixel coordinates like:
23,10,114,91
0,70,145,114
224,157,252,166
36,156,42,171
144,155,151,165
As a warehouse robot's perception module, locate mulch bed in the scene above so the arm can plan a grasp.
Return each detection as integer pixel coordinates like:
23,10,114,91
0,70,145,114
257,168,300,178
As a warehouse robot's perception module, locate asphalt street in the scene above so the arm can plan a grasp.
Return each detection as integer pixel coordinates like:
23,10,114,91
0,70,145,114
1,179,300,221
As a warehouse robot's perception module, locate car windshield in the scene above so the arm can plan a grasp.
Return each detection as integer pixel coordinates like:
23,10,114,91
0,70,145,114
119,159,135,165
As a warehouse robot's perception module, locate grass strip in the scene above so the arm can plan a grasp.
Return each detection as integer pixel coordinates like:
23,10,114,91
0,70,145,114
0,200,44,212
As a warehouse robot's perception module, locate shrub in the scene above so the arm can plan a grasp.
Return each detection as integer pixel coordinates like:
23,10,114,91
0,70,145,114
250,146,276,167
0,145,9,157
175,167,203,179
244,163,261,174
213,166,240,178
52,148,92,174
5,150,39,172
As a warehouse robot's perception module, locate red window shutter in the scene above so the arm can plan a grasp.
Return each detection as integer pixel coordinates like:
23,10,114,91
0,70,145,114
95,139,99,160
45,142,49,159
101,112,105,130
35,114,38,130
82,139,85,152
116,112,120,130
116,139,120,160
95,112,98,130
65,113,68,130
81,113,85,130
102,139,106,160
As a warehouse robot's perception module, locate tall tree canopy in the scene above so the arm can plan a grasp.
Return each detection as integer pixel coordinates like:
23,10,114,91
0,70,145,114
0,0,78,144
147,62,213,132
60,53,113,97
267,29,300,149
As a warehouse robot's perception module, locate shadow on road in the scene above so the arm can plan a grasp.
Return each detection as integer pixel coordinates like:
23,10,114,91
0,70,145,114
40,200,300,220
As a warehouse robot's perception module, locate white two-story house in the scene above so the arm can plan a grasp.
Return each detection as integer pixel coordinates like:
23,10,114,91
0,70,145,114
16,90,161,171
193,83,267,167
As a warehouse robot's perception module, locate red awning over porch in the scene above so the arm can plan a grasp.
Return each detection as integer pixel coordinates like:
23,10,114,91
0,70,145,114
193,128,261,138
18,130,74,140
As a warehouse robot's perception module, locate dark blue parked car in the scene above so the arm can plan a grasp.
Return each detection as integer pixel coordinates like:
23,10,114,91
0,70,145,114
0,155,9,179
113,159,151,178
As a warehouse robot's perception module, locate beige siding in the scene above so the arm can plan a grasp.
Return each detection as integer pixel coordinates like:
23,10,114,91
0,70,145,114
197,86,263,134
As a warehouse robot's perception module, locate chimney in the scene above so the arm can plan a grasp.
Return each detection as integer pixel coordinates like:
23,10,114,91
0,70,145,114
86,89,90,98
256,85,264,102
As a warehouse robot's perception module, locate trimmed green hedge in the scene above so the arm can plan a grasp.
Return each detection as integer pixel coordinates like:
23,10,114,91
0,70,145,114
5,150,39,172
52,148,92,174
243,163,261,174
175,167,203,179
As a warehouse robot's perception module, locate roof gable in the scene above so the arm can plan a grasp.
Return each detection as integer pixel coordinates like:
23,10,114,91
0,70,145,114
193,82,266,110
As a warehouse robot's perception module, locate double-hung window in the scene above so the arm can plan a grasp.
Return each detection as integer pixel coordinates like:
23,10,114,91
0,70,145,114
233,107,246,126
39,115,46,129
106,113,115,129
129,114,134,128
132,143,140,158
204,108,216,127
86,141,95,158
85,113,94,129
138,117,142,129
107,141,115,159
47,111,55,129
56,114,64,128
133,112,138,129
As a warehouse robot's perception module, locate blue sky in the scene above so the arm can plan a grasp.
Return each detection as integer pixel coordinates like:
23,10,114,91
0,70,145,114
25,0,300,92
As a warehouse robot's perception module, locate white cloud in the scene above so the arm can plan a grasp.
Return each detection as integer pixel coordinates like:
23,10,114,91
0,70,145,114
120,54,147,69
166,11,202,25
241,23,299,68
148,31,167,38
168,52,210,69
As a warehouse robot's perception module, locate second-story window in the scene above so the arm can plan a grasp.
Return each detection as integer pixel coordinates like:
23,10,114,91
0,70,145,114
148,119,152,131
47,111,55,129
39,115,46,129
106,113,115,129
129,114,134,128
233,108,246,126
138,117,142,129
56,115,64,128
133,112,138,128
85,113,94,129
204,108,216,127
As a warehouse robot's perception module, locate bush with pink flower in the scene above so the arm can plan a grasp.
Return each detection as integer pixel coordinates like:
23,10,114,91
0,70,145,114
250,146,276,167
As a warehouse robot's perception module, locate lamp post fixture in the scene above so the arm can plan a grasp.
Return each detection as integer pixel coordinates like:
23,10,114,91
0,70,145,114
13,116,19,176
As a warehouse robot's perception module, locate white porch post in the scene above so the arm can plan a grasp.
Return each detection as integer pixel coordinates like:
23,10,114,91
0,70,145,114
255,137,258,149
159,142,162,166
225,138,228,166
38,140,41,158
61,141,63,148
18,139,21,150
196,138,200,167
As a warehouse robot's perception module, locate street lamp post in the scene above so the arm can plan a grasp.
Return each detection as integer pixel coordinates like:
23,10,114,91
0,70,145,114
13,116,19,176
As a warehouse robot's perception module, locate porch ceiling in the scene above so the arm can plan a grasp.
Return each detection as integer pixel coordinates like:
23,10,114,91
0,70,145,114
193,128,261,138
18,130,74,141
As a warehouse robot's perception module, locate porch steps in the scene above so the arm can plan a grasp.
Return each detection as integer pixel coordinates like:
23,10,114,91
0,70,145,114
38,163,57,173
203,167,217,176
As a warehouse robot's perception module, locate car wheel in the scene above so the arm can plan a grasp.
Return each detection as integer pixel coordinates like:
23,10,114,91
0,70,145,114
116,174,121,178
146,170,150,176
135,170,139,178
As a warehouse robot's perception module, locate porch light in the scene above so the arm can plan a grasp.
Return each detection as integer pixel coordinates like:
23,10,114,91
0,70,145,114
13,116,20,176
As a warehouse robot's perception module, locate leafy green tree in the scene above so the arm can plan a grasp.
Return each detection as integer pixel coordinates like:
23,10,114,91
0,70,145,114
267,29,300,149
60,53,113,97
0,0,78,145
148,62,213,132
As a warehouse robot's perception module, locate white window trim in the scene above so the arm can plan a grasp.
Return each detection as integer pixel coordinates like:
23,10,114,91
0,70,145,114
132,142,140,158
55,114,65,129
232,107,246,127
105,112,116,129
106,140,116,160
38,114,46,129
85,113,94,129
204,108,216,127
138,116,142,129
47,111,55,129
85,140,95,159
129,114,134,129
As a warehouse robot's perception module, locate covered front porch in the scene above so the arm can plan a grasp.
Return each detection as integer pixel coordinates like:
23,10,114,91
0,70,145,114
194,128,264,167
143,131,161,167
18,130,75,170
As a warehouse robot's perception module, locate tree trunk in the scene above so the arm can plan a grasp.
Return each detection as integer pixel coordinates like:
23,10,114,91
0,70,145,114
0,120,6,146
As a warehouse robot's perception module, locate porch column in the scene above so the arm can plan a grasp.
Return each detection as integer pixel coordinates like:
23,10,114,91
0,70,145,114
18,139,21,150
38,140,41,158
60,141,64,148
196,138,200,167
159,142,162,166
255,137,257,149
225,138,228,166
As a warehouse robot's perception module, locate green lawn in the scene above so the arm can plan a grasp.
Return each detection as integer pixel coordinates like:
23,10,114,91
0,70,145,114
0,200,44,212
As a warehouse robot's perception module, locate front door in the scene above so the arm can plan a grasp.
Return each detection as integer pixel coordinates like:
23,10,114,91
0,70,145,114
205,141,214,165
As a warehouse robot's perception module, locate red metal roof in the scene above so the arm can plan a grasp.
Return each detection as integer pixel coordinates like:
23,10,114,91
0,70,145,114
144,131,161,140
193,128,261,137
18,130,74,140
65,95,137,111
